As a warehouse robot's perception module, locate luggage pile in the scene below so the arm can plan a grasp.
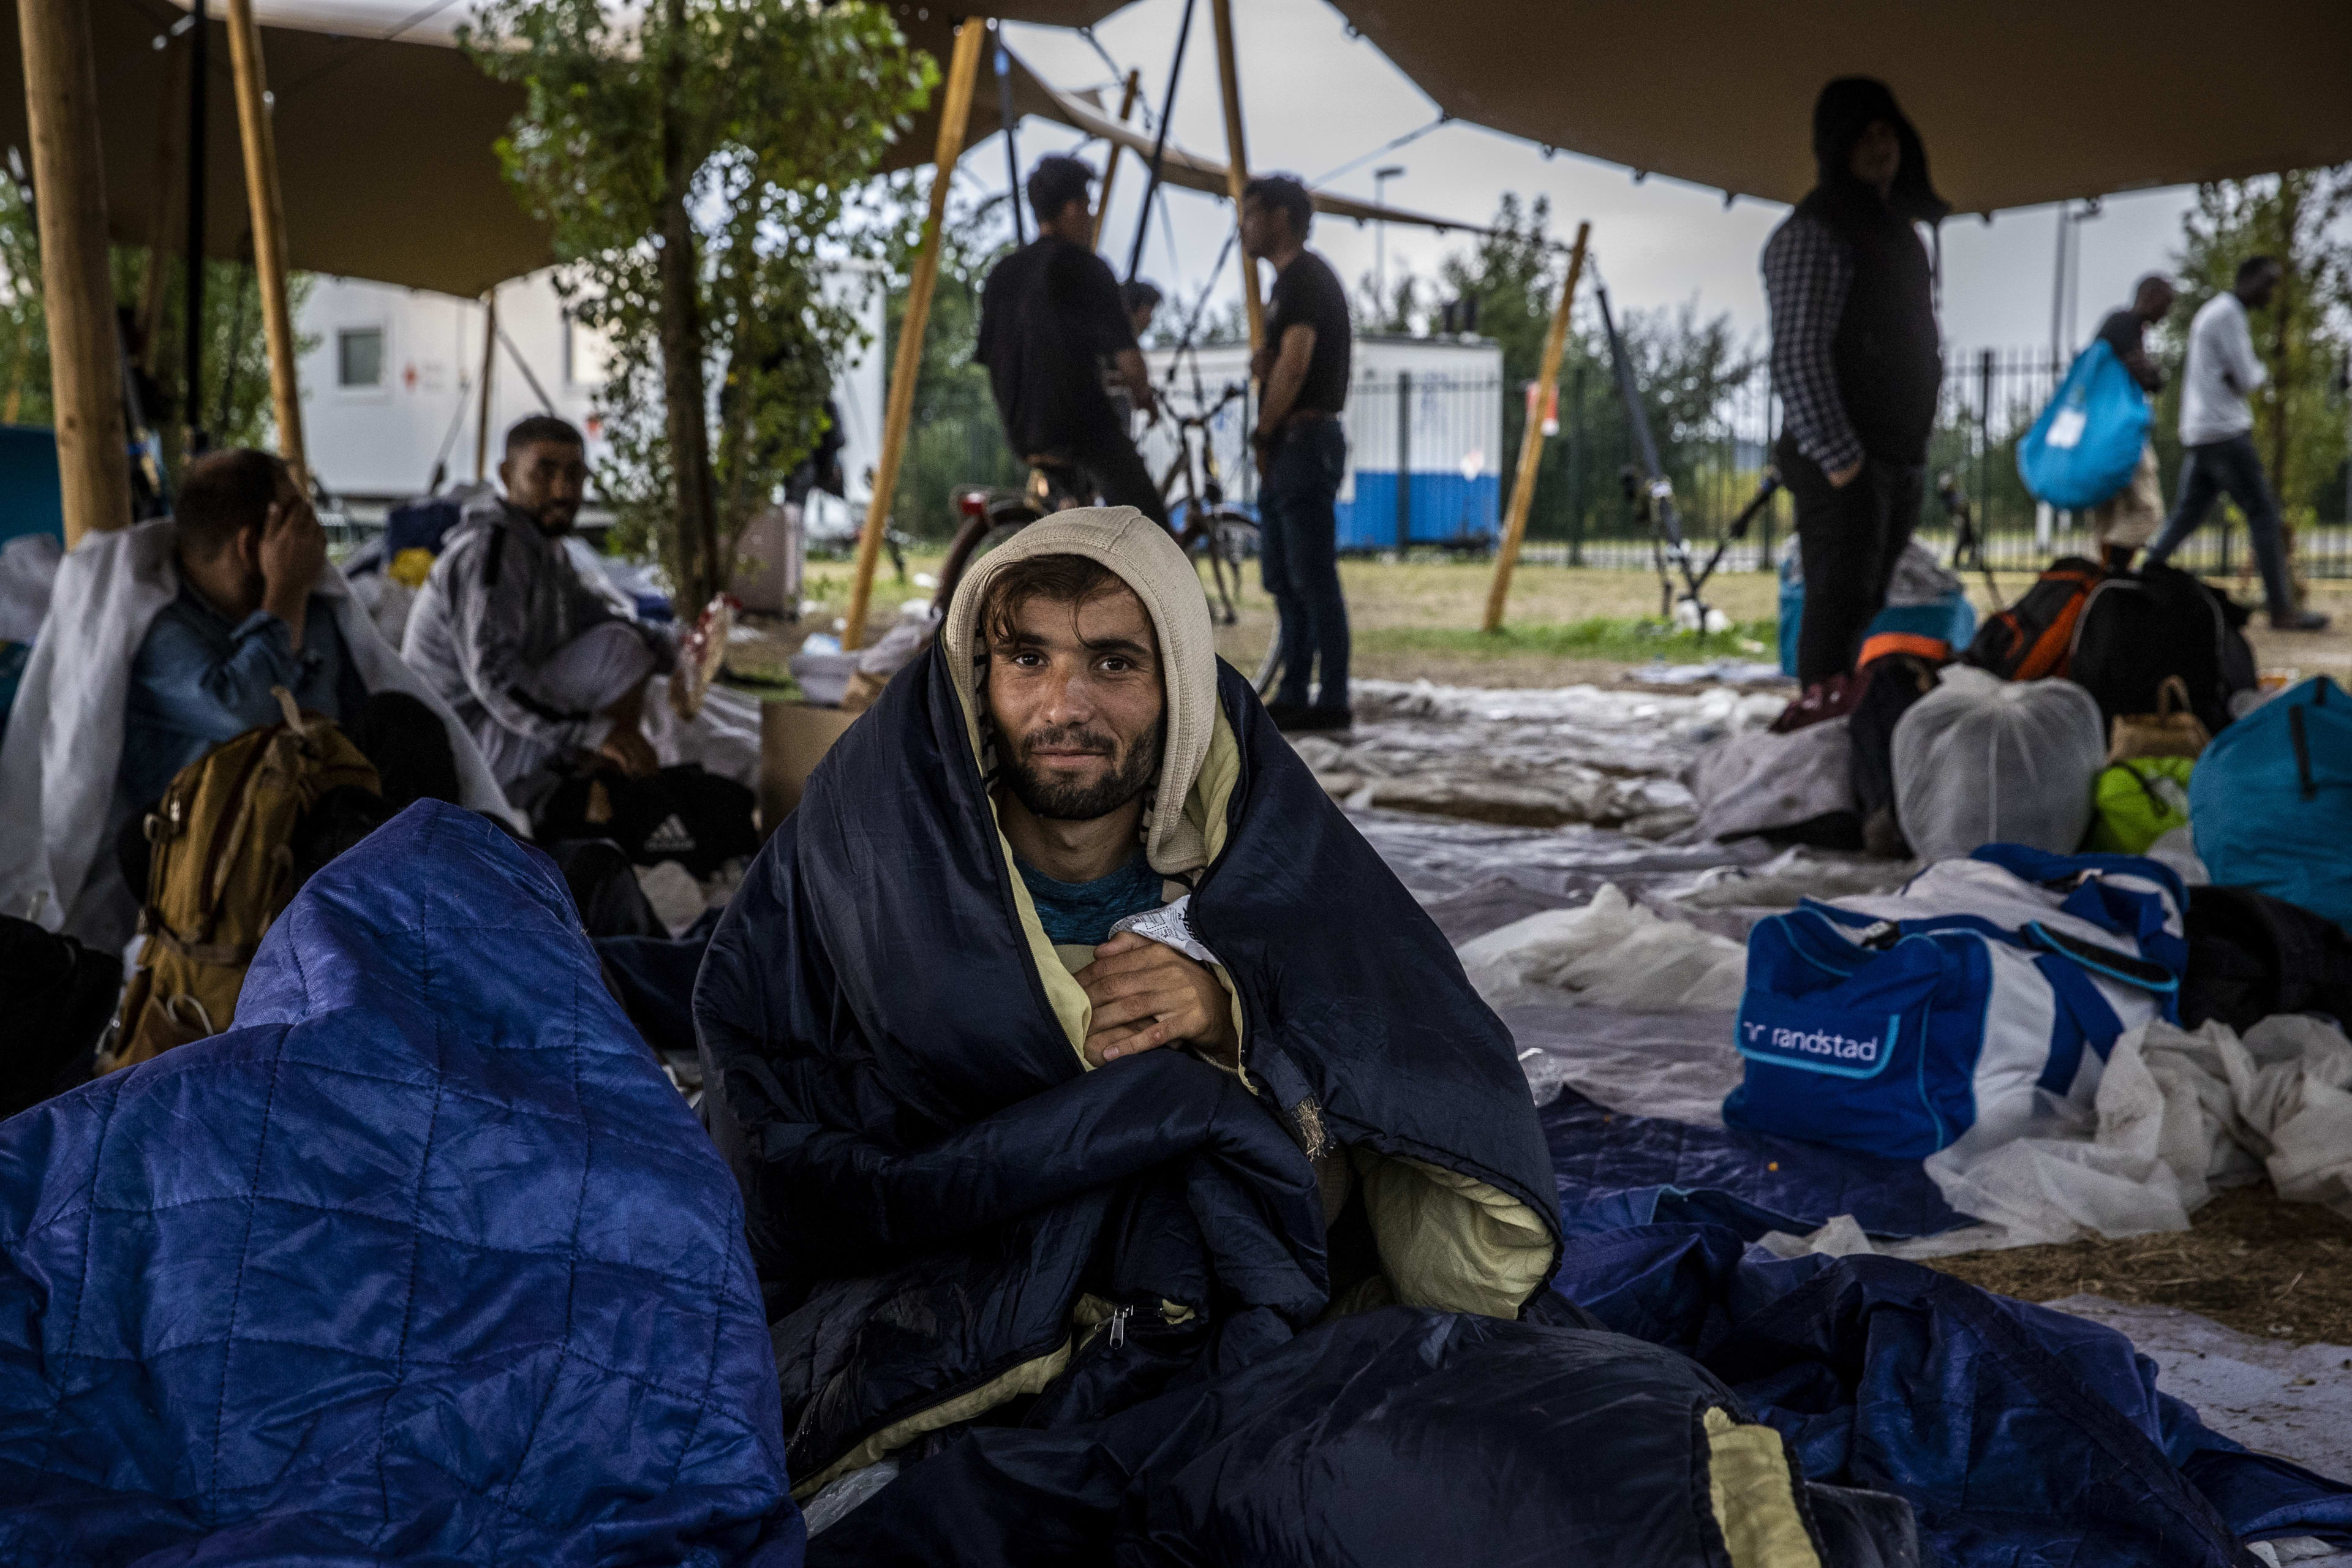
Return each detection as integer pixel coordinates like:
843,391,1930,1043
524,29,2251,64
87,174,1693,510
1688,552,2260,874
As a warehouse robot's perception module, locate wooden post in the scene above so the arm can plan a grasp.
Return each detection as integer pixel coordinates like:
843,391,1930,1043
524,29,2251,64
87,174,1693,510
18,0,133,546
1482,221,1588,635
843,17,984,652
1090,68,1141,251
473,288,499,481
136,40,188,372
1207,0,1261,355
224,0,304,479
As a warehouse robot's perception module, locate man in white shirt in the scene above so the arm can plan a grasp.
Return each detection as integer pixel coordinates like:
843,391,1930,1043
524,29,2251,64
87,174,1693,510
2145,255,2327,631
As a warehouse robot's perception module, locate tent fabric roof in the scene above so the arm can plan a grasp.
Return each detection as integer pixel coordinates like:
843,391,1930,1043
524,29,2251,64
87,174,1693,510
1327,1,2352,214
1011,51,1494,236
0,0,552,298
1,0,1128,300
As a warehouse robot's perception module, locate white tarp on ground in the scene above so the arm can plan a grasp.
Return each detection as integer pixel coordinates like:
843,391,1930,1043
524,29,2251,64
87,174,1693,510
1458,883,1749,1014
1301,679,1788,835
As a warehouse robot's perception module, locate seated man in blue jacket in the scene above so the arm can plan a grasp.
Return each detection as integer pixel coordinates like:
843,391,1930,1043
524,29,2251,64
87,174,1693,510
112,448,453,897
116,448,358,837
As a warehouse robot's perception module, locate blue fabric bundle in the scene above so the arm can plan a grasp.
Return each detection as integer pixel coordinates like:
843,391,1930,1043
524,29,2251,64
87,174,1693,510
2018,338,2152,510
0,802,803,1567
1554,1225,2352,1566
2192,676,2352,934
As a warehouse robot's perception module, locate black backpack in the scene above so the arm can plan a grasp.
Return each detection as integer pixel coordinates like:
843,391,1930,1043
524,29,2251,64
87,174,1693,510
1,915,121,1117
535,763,760,880
2180,884,2352,1031
2068,563,2255,736
1847,650,1945,858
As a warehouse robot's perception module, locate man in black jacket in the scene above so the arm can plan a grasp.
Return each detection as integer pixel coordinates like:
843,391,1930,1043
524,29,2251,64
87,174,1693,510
1763,78,1948,686
976,156,1166,524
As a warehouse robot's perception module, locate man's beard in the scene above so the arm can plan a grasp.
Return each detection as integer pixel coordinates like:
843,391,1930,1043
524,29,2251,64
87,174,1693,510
1001,720,1163,823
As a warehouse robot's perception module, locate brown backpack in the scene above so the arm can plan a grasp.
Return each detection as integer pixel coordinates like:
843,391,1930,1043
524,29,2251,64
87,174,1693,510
107,688,379,1071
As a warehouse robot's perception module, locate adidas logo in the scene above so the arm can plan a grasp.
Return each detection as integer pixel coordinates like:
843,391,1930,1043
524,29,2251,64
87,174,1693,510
643,814,697,854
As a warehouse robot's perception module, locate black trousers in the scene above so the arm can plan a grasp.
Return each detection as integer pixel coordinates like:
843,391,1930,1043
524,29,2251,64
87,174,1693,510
1779,435,1925,686
1062,424,1170,529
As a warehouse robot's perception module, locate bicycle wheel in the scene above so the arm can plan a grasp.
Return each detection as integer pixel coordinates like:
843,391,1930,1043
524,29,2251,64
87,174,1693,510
1253,624,1284,697
935,516,1032,611
1203,511,1259,627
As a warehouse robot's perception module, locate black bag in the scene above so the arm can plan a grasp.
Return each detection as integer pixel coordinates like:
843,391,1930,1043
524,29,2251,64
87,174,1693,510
1962,557,2105,681
534,763,759,880
543,837,668,940
1847,650,1945,858
2180,883,2352,1031
1,914,121,1117
2068,563,2255,737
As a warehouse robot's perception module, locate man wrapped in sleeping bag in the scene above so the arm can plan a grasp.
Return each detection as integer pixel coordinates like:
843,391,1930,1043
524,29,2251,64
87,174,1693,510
695,509,1920,1566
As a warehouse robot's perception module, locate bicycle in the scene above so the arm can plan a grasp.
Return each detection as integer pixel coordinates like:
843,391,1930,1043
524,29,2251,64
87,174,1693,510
932,388,1263,626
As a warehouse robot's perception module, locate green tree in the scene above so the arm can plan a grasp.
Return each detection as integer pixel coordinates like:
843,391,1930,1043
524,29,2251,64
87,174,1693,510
1433,193,1762,545
0,171,298,467
881,182,1020,540
466,0,933,608
2161,169,2352,537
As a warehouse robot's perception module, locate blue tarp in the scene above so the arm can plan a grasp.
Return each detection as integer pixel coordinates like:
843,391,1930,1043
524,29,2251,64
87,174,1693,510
1555,1224,2352,1566
1542,1085,1965,1240
0,802,804,1566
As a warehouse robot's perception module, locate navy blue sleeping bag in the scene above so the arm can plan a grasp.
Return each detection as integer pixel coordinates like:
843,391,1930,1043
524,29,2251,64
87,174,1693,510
0,802,803,1566
1556,1224,2352,1566
695,630,1923,1566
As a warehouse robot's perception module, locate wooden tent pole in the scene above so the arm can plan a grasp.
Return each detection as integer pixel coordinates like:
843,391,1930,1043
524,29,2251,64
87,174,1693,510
1090,68,1141,251
843,17,984,652
224,0,305,481
1207,0,1261,355
17,0,133,546
473,288,498,480
136,40,189,373
1483,221,1588,635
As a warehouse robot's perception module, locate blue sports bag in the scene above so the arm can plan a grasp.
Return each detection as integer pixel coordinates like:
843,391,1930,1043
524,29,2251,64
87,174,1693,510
1722,845,2187,1160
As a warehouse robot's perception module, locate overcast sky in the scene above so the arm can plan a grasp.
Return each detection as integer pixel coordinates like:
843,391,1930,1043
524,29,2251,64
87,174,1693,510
1000,0,2201,359
284,0,2206,356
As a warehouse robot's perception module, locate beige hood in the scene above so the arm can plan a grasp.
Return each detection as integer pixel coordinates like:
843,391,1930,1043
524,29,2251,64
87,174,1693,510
940,507,1220,876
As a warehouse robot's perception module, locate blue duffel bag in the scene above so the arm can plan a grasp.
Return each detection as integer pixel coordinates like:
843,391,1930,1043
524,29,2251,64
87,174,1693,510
1723,845,2187,1159
2018,338,2152,510
2192,676,2352,933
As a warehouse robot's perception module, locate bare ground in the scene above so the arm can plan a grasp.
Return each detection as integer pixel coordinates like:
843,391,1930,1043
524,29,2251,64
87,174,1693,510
1928,1185,2352,1348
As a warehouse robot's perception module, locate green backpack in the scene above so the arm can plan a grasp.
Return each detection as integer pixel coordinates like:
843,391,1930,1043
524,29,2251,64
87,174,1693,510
2086,756,2195,855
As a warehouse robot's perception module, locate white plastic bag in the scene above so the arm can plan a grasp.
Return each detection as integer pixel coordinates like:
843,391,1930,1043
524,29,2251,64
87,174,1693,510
1892,667,2104,862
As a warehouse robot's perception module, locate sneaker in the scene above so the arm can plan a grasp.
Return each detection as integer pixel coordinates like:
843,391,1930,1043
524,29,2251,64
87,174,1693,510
2271,609,2333,632
1269,702,1354,734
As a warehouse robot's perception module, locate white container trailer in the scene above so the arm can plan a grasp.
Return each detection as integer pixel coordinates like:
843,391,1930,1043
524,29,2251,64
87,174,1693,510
1141,334,1504,551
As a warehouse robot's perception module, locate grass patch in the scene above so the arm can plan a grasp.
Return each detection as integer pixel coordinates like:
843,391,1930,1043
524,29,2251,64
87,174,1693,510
1357,617,1781,665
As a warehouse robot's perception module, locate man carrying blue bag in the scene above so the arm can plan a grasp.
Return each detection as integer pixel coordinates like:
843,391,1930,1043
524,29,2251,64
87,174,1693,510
2017,282,2161,549
2084,276,2176,563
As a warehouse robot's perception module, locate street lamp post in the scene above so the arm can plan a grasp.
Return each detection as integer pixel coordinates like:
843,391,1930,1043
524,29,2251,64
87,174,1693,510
1374,164,1404,325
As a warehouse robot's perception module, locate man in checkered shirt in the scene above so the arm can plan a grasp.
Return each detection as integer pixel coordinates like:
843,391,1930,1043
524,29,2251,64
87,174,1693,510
1763,78,1948,686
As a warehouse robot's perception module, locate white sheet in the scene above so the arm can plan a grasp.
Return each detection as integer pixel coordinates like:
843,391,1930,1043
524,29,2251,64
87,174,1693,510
1896,1015,2352,1253
0,519,519,948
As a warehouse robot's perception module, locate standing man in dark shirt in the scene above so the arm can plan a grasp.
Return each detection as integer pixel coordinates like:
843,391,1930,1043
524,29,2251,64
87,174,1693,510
2087,274,2176,563
976,156,1166,526
1762,78,1947,687
1243,173,1354,732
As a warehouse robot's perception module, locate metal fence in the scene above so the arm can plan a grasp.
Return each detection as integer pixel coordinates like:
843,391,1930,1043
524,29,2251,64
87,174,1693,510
891,344,2352,581
1523,347,2352,581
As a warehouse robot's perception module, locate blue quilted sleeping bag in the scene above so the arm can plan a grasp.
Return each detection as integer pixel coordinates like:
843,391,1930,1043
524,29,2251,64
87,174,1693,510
0,802,804,1567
